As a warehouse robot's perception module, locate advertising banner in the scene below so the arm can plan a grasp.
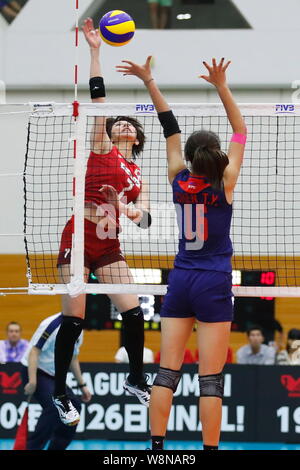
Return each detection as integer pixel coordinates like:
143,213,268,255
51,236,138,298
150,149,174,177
0,363,299,442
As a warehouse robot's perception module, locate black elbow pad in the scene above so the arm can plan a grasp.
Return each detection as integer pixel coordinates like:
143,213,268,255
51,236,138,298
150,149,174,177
89,76,106,99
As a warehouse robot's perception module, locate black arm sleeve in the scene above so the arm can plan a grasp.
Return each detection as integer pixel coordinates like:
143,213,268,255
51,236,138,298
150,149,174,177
158,110,181,139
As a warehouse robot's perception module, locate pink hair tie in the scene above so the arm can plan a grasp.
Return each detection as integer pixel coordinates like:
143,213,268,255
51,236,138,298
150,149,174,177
231,133,247,145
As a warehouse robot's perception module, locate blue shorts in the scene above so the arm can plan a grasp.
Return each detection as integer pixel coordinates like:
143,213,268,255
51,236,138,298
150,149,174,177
160,268,233,323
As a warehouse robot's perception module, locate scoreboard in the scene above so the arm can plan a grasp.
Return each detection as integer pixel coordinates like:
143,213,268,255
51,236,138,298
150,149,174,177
232,270,276,334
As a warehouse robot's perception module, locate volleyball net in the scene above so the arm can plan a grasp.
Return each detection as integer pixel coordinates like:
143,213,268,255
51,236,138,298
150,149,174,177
1,102,300,297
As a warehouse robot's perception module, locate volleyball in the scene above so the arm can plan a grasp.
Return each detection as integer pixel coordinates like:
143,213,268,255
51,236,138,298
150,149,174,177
99,10,135,47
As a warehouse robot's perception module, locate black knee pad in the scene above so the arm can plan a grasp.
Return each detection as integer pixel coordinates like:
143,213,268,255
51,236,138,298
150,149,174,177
153,367,182,393
198,372,224,399
121,306,143,321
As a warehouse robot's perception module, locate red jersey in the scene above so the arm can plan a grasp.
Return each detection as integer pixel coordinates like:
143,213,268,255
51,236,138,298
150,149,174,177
85,146,142,206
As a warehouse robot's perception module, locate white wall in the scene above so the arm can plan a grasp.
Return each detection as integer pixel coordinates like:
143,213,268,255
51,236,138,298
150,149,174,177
235,0,300,30
3,28,300,89
0,0,300,89
5,86,297,104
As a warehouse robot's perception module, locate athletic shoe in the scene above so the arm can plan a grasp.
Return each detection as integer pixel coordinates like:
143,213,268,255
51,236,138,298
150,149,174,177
123,375,151,407
52,394,80,426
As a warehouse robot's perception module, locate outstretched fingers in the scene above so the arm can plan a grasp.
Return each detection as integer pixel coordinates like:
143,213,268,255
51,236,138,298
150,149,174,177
116,66,133,75
202,61,212,73
223,60,231,72
218,57,225,69
203,58,231,73
121,60,134,66
83,17,93,31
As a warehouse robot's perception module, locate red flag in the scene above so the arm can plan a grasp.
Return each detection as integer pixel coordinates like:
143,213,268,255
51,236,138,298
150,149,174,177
13,405,29,450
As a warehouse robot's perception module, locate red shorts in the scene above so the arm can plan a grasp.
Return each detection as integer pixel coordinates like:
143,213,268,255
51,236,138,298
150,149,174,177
57,217,125,271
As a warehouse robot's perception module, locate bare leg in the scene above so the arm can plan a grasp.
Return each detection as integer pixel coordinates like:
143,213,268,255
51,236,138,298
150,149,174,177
150,317,195,436
159,6,171,29
11,1,21,12
95,260,139,312
58,265,90,319
149,2,159,29
1,5,18,18
196,321,231,446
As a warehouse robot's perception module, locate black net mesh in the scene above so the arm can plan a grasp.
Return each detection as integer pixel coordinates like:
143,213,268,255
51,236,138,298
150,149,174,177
23,109,300,289
24,115,74,284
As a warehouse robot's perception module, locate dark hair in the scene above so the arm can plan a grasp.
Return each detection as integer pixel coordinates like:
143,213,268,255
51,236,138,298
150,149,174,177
287,329,300,340
286,328,300,353
184,130,229,190
106,116,145,159
247,326,264,337
6,322,21,331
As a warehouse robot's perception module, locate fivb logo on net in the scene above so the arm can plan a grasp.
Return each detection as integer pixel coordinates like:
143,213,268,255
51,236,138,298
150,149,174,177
275,104,295,114
135,104,155,114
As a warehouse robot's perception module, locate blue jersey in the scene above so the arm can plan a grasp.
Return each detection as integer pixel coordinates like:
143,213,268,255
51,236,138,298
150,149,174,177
172,169,233,272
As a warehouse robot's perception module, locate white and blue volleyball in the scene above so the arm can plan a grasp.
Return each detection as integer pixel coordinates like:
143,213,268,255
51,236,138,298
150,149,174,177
99,10,135,47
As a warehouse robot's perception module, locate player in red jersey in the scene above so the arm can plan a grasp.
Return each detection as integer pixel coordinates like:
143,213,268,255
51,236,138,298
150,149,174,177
53,18,151,425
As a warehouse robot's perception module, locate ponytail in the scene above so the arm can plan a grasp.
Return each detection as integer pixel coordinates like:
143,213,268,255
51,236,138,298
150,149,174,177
191,146,229,190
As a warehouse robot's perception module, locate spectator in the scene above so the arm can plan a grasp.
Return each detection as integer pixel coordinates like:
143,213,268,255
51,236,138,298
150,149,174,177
0,322,29,363
21,312,91,450
249,318,283,348
154,349,195,364
236,326,275,365
115,346,154,364
276,328,300,365
148,0,173,29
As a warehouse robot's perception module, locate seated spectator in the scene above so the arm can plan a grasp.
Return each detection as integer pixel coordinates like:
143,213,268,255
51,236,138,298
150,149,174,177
154,348,195,364
194,347,233,364
115,346,154,364
276,328,300,365
236,326,275,365
0,322,29,363
251,318,283,348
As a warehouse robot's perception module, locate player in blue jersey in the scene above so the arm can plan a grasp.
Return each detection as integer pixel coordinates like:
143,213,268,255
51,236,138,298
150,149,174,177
117,57,247,451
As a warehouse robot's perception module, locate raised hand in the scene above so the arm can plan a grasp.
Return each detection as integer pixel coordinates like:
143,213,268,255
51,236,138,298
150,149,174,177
82,17,102,49
116,56,153,83
200,58,231,88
